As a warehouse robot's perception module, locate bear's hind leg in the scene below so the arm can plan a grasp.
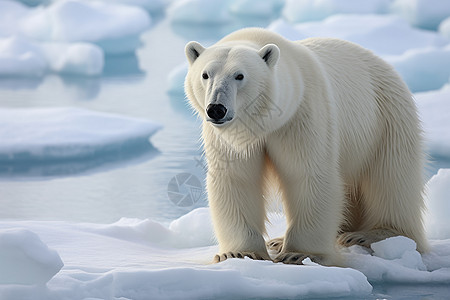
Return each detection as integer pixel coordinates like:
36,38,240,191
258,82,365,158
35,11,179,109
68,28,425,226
351,99,429,252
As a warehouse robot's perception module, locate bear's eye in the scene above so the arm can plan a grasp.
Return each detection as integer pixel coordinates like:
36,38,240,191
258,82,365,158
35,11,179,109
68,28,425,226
235,74,244,80
202,72,209,80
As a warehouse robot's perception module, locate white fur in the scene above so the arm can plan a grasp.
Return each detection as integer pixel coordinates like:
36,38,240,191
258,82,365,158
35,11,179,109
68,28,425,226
184,28,428,265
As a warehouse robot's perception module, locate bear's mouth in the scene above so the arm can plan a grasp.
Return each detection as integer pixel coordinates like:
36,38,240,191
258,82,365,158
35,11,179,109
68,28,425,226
207,117,233,126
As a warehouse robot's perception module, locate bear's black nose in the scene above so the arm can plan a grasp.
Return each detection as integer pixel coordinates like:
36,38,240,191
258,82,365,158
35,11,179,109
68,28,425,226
206,104,227,121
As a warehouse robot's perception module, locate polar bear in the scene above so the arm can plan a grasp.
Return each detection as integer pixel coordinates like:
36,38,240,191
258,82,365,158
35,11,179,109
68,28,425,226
184,28,428,265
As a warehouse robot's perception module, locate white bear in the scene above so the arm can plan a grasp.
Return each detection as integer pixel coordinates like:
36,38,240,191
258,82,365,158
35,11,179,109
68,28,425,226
184,28,428,265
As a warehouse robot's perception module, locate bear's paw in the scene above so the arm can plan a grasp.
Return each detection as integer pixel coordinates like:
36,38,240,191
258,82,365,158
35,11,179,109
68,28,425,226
273,252,324,265
213,251,269,263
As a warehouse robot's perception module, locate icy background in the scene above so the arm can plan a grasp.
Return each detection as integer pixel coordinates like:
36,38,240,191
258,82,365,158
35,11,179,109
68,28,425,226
1,0,450,299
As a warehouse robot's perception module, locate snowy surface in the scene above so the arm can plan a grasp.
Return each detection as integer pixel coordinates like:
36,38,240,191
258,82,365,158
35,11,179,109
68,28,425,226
0,229,63,285
390,0,450,30
415,83,450,157
0,200,450,299
0,0,152,77
0,107,161,162
20,0,151,54
282,0,391,23
425,169,450,240
168,0,232,24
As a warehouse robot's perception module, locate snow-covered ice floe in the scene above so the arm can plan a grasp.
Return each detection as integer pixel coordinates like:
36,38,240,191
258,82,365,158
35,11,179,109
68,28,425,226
269,14,450,93
0,0,152,77
282,0,391,23
20,0,151,55
168,0,283,24
0,107,161,162
415,82,450,157
0,169,450,299
1,191,450,299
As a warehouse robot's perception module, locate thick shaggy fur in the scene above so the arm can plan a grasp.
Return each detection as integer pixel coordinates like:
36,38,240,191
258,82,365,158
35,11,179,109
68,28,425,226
184,28,428,265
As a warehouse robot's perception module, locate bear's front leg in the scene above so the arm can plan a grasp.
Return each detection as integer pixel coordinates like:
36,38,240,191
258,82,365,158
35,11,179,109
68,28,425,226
274,169,344,266
206,145,270,263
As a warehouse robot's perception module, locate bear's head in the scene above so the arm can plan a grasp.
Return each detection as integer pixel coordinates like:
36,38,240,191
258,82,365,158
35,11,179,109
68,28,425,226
184,41,281,151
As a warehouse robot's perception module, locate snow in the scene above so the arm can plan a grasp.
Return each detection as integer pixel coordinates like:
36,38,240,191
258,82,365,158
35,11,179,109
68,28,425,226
0,0,152,77
425,169,450,240
386,46,450,92
269,14,450,92
99,0,167,13
390,0,450,30
20,0,151,54
1,204,450,299
269,15,447,56
0,36,47,77
168,0,231,24
0,228,63,285
282,0,391,23
167,62,188,96
415,82,450,157
0,107,161,162
439,16,450,39
229,0,284,18
168,0,284,24
0,36,104,77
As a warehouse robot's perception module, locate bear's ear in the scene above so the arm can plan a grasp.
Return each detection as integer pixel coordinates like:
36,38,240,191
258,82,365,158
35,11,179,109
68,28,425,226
258,44,280,68
185,41,205,65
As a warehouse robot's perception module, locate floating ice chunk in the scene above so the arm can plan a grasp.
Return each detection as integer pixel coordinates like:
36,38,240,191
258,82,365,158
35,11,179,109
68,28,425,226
0,36,47,77
390,0,450,30
41,42,104,76
168,0,231,24
0,0,31,37
0,107,162,162
0,229,63,285
415,83,450,157
229,0,284,17
371,237,416,260
269,15,447,56
167,62,188,96
439,16,450,40
0,36,104,77
372,236,419,260
102,0,167,13
425,169,450,240
386,45,450,92
20,0,151,54
283,0,391,23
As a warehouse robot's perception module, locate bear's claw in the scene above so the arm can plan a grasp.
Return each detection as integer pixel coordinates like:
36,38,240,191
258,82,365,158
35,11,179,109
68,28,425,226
266,237,284,254
273,252,323,265
213,251,267,263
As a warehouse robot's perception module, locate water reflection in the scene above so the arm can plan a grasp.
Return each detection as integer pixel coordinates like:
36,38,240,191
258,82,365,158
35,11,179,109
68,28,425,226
0,141,160,181
0,77,43,90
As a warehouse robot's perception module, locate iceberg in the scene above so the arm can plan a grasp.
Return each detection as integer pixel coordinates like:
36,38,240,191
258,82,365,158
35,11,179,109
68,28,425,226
415,83,450,157
269,15,447,56
168,0,231,24
0,107,161,162
283,0,391,23
390,0,450,30
20,0,151,54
